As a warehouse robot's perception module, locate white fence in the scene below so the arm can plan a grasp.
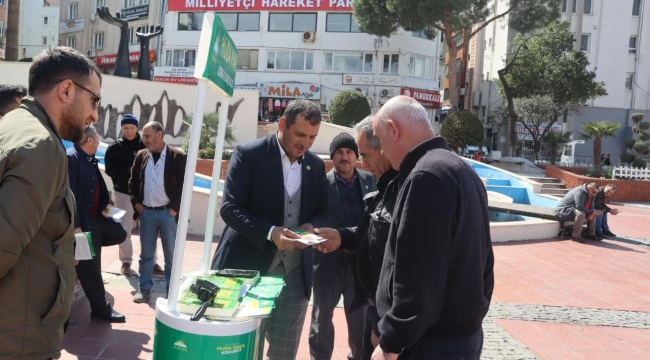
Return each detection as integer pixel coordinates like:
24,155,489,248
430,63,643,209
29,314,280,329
612,166,650,179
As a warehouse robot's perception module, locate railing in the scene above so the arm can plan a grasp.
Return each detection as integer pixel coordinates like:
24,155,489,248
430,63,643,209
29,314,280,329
612,166,650,180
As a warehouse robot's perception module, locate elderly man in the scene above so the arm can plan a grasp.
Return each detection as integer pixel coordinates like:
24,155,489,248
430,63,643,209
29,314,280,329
369,96,494,360
68,125,127,322
594,184,620,238
315,116,400,359
129,122,187,303
555,182,603,243
0,84,27,119
0,46,101,359
310,132,375,360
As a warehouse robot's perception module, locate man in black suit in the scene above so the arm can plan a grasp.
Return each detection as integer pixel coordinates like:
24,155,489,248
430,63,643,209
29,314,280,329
212,99,329,360
310,132,375,360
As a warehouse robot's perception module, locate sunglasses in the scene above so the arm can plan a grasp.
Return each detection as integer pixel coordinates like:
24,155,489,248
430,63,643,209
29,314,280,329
54,79,101,109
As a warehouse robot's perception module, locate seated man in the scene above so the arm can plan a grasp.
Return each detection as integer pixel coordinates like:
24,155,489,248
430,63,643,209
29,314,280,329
555,182,603,243
594,184,620,238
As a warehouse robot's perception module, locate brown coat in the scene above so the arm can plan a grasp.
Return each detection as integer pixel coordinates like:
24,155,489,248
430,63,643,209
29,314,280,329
0,97,76,359
128,145,187,218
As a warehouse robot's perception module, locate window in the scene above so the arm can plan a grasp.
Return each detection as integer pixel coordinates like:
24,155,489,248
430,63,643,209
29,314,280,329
633,0,641,15
572,0,593,14
383,54,399,74
626,73,634,90
139,0,149,4
124,0,135,7
0,0,5,6
326,13,360,32
269,13,316,32
68,3,78,19
324,52,373,73
562,0,567,12
215,13,260,31
165,49,197,67
94,32,104,49
178,12,205,30
630,36,638,53
412,29,433,39
409,56,433,78
237,49,259,70
128,27,139,44
42,36,48,46
97,0,106,7
66,36,77,49
43,16,49,25
267,50,314,71
580,34,590,51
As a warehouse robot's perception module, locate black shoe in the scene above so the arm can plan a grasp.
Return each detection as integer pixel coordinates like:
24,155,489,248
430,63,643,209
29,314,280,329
603,230,616,237
585,234,603,241
571,236,586,243
596,232,605,238
91,308,126,323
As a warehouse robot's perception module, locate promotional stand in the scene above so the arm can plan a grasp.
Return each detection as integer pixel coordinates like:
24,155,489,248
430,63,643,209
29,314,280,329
152,13,265,360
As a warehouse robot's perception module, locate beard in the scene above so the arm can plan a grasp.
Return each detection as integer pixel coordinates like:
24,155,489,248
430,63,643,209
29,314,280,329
59,99,86,143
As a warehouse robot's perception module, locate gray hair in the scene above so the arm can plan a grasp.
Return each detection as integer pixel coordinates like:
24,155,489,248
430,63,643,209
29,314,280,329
376,96,431,131
145,121,164,133
77,124,98,145
353,116,380,151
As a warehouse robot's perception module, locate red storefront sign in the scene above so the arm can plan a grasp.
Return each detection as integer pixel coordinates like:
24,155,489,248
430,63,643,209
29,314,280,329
168,0,353,11
400,87,441,109
96,50,157,67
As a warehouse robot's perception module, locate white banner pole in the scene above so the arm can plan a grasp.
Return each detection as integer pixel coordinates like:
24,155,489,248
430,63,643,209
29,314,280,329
167,78,209,312
201,97,230,274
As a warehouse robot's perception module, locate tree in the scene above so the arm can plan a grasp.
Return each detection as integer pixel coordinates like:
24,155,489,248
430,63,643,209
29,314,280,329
498,21,607,157
182,112,236,155
440,111,484,152
579,122,621,178
621,113,650,168
329,90,371,127
541,131,572,165
353,0,561,109
513,95,582,161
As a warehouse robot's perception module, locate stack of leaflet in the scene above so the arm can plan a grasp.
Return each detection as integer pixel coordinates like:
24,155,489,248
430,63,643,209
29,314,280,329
176,270,285,321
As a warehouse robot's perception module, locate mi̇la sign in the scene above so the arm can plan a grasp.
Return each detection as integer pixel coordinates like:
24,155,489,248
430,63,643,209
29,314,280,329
261,83,321,99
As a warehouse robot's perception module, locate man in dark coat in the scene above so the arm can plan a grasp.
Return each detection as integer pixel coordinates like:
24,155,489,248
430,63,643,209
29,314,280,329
369,96,494,360
211,99,329,360
68,125,127,322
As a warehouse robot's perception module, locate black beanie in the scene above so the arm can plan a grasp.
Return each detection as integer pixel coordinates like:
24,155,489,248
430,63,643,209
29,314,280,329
121,113,138,127
329,132,359,159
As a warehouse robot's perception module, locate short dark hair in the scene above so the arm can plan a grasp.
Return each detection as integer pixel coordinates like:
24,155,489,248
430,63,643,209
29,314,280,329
28,46,102,96
0,84,27,116
282,99,321,127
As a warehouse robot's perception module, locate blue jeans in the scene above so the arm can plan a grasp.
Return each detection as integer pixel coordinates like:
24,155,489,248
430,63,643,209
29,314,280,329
595,212,609,233
138,207,177,293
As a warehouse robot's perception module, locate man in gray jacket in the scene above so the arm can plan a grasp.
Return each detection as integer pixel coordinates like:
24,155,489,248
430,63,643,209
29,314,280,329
555,182,603,243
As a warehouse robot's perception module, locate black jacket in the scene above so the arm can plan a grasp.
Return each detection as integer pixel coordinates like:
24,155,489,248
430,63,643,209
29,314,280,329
211,133,329,299
104,134,146,194
67,144,109,231
376,137,495,354
594,188,612,212
339,168,399,310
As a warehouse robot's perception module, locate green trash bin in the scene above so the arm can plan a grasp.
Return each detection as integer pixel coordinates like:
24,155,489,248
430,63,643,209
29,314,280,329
153,298,265,360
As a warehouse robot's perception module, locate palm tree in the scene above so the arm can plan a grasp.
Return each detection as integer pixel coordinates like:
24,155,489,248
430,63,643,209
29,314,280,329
541,131,573,165
579,121,621,177
182,112,236,152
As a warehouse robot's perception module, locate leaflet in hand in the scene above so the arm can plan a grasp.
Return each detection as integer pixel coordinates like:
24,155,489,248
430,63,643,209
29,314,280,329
74,232,95,260
103,206,127,220
293,229,327,246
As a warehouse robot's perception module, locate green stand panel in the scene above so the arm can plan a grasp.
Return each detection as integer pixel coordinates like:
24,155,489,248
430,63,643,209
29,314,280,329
153,298,265,360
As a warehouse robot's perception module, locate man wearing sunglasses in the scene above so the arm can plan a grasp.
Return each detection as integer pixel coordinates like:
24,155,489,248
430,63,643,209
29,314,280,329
0,46,102,359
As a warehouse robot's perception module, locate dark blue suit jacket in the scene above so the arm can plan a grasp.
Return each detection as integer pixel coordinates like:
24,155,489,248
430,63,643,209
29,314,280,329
211,133,329,299
67,144,109,232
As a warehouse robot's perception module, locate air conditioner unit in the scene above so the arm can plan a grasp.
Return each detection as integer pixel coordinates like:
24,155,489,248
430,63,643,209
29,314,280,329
90,12,96,21
381,89,390,97
302,31,316,42
472,91,481,107
458,87,468,96
87,49,96,57
236,65,248,69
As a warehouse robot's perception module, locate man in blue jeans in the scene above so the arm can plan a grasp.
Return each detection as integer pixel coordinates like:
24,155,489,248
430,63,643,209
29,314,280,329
129,122,187,302
594,184,620,238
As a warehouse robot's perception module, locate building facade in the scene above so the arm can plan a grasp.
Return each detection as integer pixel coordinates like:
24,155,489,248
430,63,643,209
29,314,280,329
0,0,59,61
472,0,650,161
159,0,442,123
0,0,7,60
58,0,163,77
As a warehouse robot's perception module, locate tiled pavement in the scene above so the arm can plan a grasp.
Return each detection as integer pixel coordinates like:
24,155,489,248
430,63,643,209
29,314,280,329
60,203,650,359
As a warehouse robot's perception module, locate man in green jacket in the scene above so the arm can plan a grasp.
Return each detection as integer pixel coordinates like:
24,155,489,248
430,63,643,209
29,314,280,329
0,46,102,359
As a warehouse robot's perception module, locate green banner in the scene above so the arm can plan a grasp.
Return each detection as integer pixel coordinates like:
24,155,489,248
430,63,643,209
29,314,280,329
202,14,238,97
153,319,263,360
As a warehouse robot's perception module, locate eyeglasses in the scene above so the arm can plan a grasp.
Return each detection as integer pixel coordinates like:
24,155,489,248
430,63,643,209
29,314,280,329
54,79,101,109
